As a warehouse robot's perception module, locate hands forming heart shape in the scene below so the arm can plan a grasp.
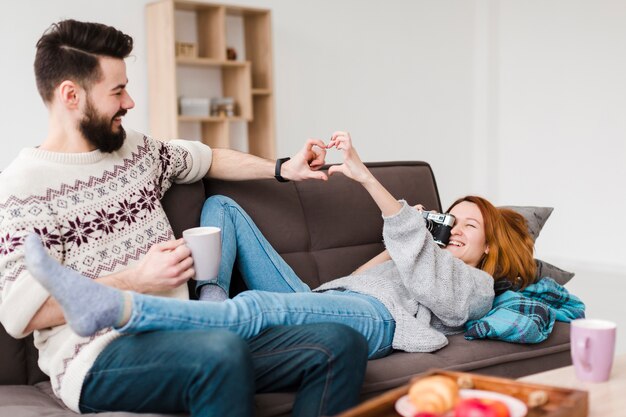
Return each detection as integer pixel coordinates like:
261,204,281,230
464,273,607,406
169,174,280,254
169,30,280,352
280,131,372,184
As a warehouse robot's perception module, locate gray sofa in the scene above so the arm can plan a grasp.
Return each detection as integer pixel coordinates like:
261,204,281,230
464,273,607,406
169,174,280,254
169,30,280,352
0,161,572,416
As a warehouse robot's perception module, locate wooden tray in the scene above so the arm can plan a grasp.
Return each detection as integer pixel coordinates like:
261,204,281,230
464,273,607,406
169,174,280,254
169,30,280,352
337,369,588,417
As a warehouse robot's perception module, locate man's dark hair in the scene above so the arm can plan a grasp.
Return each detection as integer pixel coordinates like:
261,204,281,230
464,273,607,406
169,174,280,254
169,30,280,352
34,19,133,103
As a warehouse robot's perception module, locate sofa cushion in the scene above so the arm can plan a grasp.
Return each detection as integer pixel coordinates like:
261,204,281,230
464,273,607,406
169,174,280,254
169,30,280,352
361,321,571,395
503,205,553,241
0,383,185,417
253,321,572,416
205,179,311,254
160,180,206,239
0,385,64,416
0,329,47,386
535,259,575,285
502,205,575,285
0,324,27,385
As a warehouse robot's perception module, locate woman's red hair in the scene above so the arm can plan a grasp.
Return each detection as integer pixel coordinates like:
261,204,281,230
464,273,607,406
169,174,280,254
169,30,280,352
447,196,536,289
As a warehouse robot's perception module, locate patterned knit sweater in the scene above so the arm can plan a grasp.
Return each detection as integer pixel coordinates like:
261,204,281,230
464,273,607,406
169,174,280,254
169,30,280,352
315,201,495,352
0,130,212,411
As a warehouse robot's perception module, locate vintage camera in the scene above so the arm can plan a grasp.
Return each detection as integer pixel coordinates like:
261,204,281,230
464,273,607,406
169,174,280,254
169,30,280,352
421,211,455,247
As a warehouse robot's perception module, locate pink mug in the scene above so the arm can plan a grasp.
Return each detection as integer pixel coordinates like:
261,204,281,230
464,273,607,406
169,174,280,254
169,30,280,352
570,318,617,382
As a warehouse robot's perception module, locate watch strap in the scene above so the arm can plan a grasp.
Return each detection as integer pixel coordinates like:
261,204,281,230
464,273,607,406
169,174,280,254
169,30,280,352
274,157,291,182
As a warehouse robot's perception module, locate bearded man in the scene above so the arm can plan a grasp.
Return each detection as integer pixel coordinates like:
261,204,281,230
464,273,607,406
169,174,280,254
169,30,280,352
0,19,367,417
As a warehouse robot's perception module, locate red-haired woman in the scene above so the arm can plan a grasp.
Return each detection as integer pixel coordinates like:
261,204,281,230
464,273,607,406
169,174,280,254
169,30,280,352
26,132,537,358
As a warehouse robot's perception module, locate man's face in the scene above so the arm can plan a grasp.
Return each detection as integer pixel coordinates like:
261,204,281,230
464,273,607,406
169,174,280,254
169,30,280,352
78,57,135,153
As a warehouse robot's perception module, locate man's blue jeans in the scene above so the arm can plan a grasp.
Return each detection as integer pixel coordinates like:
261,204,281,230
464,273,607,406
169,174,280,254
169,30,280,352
80,323,368,417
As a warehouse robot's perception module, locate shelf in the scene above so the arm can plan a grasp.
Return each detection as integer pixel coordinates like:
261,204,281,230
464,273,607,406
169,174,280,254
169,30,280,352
174,0,268,13
147,0,275,157
248,94,274,159
178,115,247,123
252,88,272,96
176,57,249,67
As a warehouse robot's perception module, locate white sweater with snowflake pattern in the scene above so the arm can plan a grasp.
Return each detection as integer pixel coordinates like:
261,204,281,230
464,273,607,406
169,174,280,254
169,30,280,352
0,130,212,411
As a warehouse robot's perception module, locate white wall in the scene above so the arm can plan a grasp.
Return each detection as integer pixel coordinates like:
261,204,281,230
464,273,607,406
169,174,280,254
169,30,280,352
492,0,626,353
494,1,626,274
1,1,625,350
0,0,152,160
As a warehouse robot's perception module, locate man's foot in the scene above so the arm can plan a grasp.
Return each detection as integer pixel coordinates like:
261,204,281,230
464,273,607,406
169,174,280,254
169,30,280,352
198,284,228,302
24,234,129,337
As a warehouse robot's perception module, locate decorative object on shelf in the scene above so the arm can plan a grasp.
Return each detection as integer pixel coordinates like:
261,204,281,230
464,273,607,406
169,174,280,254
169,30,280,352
175,42,197,58
179,97,210,117
226,47,237,61
210,97,236,117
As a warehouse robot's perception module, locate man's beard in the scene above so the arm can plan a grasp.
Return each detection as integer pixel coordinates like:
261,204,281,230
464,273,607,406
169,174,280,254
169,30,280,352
79,99,127,153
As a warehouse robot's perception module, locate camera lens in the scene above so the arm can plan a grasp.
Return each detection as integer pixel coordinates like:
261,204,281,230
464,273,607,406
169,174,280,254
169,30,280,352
423,218,435,233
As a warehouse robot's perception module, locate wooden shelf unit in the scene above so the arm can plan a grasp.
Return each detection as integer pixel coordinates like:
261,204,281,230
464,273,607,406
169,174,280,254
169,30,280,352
146,0,276,159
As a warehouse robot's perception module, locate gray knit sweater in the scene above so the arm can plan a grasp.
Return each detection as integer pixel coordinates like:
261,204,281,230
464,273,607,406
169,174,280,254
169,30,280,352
315,201,494,352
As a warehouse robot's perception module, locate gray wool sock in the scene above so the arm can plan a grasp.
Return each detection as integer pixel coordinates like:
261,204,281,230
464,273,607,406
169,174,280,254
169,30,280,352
198,284,228,302
24,234,126,337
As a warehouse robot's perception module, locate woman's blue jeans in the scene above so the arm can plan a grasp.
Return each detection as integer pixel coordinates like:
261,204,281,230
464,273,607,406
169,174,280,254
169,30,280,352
121,195,396,359
196,194,312,294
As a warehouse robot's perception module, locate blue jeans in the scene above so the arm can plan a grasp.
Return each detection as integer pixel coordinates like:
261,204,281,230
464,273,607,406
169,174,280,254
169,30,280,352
119,195,396,359
196,195,310,295
80,323,368,417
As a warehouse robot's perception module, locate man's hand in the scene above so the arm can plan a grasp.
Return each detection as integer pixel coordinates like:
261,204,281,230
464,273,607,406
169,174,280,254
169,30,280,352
131,238,195,293
280,139,329,181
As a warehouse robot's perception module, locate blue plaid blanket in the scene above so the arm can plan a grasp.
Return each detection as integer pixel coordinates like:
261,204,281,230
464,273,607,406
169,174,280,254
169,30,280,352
464,277,585,343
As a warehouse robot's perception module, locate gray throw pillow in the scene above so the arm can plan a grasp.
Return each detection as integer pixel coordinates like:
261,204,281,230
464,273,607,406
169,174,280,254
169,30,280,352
502,205,575,285
502,205,553,241
535,258,575,285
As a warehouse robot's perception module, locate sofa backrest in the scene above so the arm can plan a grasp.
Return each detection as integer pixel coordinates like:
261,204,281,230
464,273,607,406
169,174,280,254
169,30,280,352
0,161,440,385
203,162,441,290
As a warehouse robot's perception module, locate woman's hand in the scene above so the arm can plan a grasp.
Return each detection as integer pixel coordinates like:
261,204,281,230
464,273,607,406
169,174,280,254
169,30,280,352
327,130,403,217
327,131,374,184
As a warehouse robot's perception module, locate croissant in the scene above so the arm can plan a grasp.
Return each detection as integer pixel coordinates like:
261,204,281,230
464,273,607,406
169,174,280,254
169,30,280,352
408,375,459,414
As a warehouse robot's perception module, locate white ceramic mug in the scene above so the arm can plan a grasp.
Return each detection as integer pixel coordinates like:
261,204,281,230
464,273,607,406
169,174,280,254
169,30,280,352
182,226,222,281
570,318,617,382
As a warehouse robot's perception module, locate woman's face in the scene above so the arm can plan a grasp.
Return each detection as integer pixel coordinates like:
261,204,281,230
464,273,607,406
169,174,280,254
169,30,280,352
444,201,489,267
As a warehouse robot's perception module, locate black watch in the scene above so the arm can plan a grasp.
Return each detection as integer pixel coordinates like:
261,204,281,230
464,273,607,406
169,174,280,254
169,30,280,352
274,157,291,182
